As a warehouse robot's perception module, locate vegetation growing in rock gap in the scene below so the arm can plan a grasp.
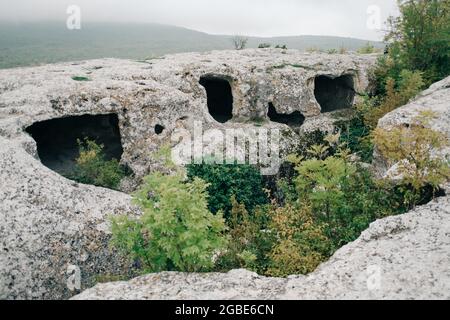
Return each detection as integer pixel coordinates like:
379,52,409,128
111,165,228,273
186,162,269,220
67,138,127,190
373,111,450,208
109,0,450,279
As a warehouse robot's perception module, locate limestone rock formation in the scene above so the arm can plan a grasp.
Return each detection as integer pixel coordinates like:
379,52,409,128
0,50,376,299
72,195,450,300
373,75,450,191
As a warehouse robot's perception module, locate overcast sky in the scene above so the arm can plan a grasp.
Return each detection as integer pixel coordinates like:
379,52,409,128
0,0,399,40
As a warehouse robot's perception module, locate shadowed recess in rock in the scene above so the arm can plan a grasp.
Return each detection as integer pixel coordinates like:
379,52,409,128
199,75,233,123
314,74,355,112
268,103,305,127
26,114,123,176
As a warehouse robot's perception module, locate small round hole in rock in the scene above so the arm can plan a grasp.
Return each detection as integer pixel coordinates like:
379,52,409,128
155,124,165,135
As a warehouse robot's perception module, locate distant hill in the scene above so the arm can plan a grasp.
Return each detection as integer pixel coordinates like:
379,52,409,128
0,22,384,69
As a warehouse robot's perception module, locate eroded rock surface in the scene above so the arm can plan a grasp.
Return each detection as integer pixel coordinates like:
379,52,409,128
0,49,396,300
0,50,377,183
72,196,450,300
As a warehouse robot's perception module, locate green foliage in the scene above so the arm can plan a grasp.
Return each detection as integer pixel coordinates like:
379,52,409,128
360,70,424,129
186,162,269,219
258,43,272,49
384,0,450,85
373,0,449,95
373,111,450,206
327,48,338,54
266,204,333,277
275,44,288,50
69,138,126,190
111,170,228,273
335,116,374,163
215,197,273,273
282,139,406,248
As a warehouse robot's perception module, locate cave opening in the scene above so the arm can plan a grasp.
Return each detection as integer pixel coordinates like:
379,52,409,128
25,113,124,176
314,75,355,112
199,75,233,123
268,103,305,127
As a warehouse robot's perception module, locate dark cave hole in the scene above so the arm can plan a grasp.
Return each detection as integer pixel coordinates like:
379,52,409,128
25,113,124,176
155,124,165,135
314,75,355,112
268,103,305,127
199,75,233,123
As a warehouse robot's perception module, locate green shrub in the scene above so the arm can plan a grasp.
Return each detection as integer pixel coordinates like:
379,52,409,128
335,116,374,163
214,197,274,273
373,111,450,207
266,204,333,277
360,70,424,129
111,170,227,273
186,163,269,219
258,43,271,49
285,141,406,248
384,0,450,85
69,138,126,190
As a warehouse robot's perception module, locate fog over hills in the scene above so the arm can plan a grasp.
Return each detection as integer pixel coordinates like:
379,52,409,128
0,22,384,69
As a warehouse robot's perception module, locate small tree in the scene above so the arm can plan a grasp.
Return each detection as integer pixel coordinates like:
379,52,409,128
232,35,248,50
111,166,227,273
384,0,450,85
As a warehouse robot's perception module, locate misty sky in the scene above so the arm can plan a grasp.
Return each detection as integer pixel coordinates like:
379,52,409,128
0,0,399,40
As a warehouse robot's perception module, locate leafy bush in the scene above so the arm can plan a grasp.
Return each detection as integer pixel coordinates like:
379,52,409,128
284,140,406,248
186,163,269,219
69,138,126,190
360,70,424,129
214,197,273,273
384,0,450,85
266,204,332,277
327,49,338,54
335,116,374,163
111,170,227,273
373,111,450,206
258,43,271,49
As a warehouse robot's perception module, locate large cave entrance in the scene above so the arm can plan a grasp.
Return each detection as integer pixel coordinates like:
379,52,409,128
268,103,305,128
199,75,233,123
26,114,123,176
314,75,355,112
